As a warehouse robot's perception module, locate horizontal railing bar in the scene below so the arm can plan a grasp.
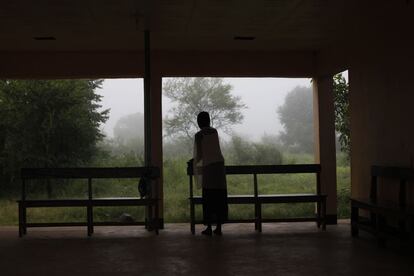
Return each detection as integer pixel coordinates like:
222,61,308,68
260,217,320,223
187,164,320,176
193,219,256,224
21,167,160,179
26,221,147,227
193,218,321,224
371,165,414,180
92,221,146,226
27,222,88,227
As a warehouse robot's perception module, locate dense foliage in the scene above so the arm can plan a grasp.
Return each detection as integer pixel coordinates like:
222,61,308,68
333,73,350,158
0,80,108,191
224,135,283,165
110,112,145,163
277,74,350,156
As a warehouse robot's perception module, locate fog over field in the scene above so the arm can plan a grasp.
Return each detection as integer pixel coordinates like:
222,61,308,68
97,77,313,141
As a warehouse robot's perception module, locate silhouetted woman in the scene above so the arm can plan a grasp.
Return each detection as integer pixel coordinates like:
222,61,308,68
193,111,228,235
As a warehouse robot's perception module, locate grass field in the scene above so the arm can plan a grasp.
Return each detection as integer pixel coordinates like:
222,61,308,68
0,157,350,226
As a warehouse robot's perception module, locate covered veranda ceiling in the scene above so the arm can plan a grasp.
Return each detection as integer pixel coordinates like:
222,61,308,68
0,0,411,78
0,0,347,52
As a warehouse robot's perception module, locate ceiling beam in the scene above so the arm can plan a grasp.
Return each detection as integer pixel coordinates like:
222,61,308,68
0,50,316,79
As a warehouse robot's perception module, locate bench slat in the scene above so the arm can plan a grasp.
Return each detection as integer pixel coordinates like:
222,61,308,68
21,167,160,179
190,195,256,204
225,164,321,175
259,194,326,203
26,221,148,228
190,194,326,204
18,198,157,207
18,199,89,207
261,217,323,223
371,166,414,180
91,198,157,206
187,164,320,175
27,222,88,227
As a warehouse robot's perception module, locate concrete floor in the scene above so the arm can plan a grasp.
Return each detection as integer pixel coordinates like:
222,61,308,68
0,221,413,276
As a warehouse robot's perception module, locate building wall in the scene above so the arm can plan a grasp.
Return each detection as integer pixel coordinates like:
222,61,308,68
349,44,414,204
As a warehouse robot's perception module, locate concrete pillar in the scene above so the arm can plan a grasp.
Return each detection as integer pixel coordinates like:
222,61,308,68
313,75,337,224
150,73,164,227
144,30,163,228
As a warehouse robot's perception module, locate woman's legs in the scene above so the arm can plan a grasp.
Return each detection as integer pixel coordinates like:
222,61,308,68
202,188,213,235
202,188,227,236
213,223,222,235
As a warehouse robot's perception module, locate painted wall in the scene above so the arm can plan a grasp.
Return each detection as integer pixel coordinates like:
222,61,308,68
349,43,414,204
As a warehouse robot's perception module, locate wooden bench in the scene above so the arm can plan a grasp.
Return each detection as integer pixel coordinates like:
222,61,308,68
17,167,160,237
188,162,327,234
351,166,414,245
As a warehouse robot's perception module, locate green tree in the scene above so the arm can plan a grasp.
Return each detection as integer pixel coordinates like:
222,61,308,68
110,112,145,165
0,80,109,191
277,75,350,157
113,112,144,145
163,78,246,143
333,73,350,157
277,86,314,153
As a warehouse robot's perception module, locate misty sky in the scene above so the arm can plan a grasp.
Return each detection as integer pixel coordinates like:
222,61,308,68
96,78,314,141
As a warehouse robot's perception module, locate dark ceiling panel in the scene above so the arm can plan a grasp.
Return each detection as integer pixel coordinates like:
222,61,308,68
0,0,347,51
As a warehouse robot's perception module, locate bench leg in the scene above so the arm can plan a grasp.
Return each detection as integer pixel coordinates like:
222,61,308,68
258,204,262,233
22,206,27,236
351,205,359,237
316,201,321,228
376,214,386,248
398,219,406,245
147,204,153,231
254,202,258,231
190,200,195,235
154,200,159,235
322,199,326,231
18,203,24,237
87,205,93,236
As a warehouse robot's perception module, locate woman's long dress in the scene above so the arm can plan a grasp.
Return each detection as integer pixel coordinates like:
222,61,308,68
193,127,228,225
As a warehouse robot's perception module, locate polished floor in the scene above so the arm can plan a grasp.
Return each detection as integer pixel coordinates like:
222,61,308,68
0,221,412,275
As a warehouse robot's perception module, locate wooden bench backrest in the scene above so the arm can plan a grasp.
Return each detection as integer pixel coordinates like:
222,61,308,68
21,167,160,200
21,167,160,179
370,166,414,207
187,162,321,198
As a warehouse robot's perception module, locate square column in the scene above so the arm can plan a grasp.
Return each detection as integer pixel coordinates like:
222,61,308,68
313,75,337,224
150,73,163,228
143,30,163,228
